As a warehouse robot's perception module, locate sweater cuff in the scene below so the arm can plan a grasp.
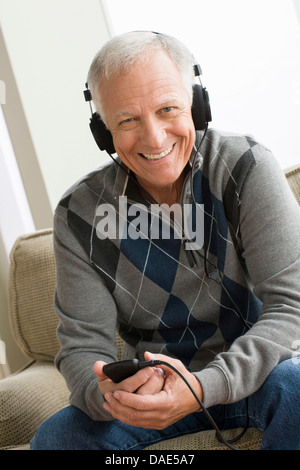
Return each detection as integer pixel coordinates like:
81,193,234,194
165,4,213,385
85,378,114,421
194,366,230,409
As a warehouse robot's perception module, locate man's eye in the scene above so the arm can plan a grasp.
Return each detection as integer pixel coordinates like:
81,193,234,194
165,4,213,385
120,118,134,125
162,107,174,113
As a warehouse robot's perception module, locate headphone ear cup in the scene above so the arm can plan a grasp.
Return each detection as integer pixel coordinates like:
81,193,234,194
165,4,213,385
90,112,116,155
192,84,212,130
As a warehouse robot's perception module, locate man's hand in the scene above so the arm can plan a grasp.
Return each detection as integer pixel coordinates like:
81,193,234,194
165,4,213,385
96,352,203,430
94,351,165,398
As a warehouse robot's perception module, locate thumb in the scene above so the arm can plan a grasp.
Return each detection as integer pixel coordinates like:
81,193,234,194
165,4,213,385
144,351,156,361
144,352,186,376
144,351,177,365
93,361,108,379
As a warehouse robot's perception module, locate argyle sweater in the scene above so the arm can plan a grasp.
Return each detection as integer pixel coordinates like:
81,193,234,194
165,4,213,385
54,128,300,420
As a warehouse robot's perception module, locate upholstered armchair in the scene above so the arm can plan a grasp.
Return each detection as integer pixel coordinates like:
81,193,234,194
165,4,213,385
1,165,299,450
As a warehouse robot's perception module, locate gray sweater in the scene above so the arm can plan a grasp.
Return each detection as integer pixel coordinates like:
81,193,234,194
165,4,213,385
54,128,300,421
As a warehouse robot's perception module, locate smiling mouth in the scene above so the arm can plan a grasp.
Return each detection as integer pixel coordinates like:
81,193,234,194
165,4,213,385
139,144,175,161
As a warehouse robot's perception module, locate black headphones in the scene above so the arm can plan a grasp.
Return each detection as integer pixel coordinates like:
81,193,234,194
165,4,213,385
84,35,212,155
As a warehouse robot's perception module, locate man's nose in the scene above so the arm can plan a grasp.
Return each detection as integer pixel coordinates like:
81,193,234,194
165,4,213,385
139,117,167,149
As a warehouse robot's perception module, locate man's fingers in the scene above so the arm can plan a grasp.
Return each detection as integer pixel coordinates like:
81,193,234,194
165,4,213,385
103,390,170,429
135,367,165,395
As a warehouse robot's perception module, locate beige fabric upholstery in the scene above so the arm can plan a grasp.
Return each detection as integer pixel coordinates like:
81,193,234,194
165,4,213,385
285,165,300,205
8,229,59,361
0,362,69,449
1,165,299,450
145,427,263,451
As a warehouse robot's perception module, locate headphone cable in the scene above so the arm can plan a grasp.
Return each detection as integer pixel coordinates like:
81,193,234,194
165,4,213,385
104,130,250,449
130,358,241,451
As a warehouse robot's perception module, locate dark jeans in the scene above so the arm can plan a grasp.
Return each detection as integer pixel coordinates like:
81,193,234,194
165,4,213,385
30,358,300,450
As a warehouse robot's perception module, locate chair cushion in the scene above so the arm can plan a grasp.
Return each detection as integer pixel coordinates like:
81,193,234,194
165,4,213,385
145,426,263,450
285,165,300,205
9,229,59,361
0,361,69,449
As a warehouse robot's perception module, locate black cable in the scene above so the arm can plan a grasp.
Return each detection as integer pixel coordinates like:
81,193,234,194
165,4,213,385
138,359,240,450
106,154,192,244
104,128,250,449
188,127,251,443
104,357,251,450
190,128,251,332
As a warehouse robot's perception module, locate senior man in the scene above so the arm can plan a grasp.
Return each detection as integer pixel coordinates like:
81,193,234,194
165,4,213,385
31,31,300,450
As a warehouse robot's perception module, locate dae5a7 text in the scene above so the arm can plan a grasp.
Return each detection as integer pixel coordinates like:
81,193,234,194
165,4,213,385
148,454,195,465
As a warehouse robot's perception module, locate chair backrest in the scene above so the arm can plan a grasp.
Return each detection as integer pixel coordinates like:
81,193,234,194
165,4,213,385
285,165,300,205
8,166,300,362
9,229,59,361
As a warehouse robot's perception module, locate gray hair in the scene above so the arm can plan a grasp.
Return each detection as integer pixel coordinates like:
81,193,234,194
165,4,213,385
87,31,195,123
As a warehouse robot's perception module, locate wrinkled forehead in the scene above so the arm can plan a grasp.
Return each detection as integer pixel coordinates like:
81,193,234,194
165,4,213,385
98,50,187,106
95,47,193,124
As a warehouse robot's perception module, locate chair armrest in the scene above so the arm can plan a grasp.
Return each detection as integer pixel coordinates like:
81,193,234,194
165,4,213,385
0,361,69,449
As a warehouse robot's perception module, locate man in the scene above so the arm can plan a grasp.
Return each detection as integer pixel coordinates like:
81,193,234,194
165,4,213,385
31,31,300,450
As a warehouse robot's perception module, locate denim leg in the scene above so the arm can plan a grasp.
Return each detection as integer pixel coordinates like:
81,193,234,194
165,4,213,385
30,405,224,450
31,358,300,450
219,358,300,450
247,358,300,450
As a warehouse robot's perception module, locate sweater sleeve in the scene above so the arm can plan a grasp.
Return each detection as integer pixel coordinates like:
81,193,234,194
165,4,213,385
196,147,300,408
53,205,118,421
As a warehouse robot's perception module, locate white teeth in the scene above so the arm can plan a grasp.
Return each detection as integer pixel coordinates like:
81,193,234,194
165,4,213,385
142,144,174,160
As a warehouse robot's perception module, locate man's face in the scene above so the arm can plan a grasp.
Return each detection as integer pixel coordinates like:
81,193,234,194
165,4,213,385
99,51,195,200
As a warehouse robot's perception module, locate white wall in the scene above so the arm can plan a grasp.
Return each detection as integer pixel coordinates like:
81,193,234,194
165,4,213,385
104,0,300,170
0,105,36,374
1,0,299,373
0,0,111,374
0,0,111,212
